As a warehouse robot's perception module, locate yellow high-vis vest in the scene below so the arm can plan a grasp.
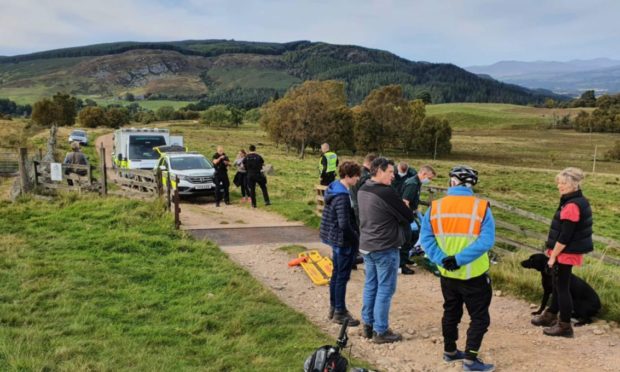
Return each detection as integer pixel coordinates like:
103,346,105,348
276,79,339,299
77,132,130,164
430,195,489,280
319,151,338,173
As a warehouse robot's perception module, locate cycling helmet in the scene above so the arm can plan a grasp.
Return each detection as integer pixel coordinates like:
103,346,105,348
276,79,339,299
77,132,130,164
449,165,478,186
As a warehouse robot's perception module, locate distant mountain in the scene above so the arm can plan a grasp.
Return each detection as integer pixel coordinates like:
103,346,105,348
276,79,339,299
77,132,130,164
0,40,564,107
466,58,620,96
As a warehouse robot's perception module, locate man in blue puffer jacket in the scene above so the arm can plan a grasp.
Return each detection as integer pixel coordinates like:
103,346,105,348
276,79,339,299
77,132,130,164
320,161,362,326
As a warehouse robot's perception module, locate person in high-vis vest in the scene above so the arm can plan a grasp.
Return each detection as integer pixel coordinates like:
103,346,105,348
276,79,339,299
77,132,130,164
420,165,496,372
319,143,339,186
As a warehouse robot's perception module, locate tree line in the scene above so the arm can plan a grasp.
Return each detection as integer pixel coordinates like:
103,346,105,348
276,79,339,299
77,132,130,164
260,81,452,158
0,98,32,118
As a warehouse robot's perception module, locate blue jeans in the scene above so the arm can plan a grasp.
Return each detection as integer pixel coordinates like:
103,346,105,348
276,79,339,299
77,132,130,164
330,246,356,312
361,248,399,334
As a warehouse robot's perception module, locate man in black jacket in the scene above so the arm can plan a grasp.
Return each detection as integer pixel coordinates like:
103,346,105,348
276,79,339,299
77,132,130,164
212,145,230,206
358,157,414,344
319,161,362,326
350,153,376,227
243,144,271,208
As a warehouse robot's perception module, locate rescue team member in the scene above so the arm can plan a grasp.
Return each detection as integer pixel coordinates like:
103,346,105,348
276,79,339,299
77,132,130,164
243,144,271,208
319,161,361,326
212,145,230,207
392,161,416,195
319,143,339,186
420,165,496,372
358,157,414,344
532,167,593,338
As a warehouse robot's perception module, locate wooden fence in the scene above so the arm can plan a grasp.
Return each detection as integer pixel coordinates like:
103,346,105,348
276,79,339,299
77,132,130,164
314,184,620,265
14,146,182,229
0,148,18,175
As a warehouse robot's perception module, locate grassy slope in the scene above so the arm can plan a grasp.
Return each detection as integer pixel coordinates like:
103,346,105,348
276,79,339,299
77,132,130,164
0,196,362,370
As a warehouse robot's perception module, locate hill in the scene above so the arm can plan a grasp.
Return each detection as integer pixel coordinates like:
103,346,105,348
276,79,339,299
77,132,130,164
466,58,620,96
0,39,563,107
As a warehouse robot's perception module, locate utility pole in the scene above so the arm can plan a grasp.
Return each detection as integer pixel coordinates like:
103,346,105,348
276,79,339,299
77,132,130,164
592,145,598,175
433,133,439,160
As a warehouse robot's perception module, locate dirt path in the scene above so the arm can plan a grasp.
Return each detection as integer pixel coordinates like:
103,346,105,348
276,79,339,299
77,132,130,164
94,133,620,371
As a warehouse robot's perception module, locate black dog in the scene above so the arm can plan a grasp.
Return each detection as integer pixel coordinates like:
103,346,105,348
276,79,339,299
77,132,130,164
520,253,601,326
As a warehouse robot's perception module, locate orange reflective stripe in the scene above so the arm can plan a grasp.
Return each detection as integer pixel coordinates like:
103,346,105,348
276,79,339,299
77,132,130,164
431,196,488,236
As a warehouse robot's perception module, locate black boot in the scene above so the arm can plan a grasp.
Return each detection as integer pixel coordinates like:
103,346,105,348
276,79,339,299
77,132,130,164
359,323,373,339
372,329,402,344
332,310,360,327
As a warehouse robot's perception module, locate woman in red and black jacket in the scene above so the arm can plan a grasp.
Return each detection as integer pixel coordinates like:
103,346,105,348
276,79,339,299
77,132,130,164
532,167,593,337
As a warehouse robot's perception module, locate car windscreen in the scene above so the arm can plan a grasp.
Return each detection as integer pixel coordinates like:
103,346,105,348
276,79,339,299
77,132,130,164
128,135,167,160
71,131,86,136
170,156,213,170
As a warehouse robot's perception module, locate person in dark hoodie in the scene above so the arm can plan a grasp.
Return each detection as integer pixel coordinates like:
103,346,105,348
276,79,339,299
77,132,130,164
319,161,362,326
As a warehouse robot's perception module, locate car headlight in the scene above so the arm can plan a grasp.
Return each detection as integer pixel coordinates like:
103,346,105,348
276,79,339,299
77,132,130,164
174,174,188,181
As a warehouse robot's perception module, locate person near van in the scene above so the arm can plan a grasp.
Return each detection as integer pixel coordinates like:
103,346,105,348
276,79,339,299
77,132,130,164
233,149,251,202
212,146,230,206
243,144,271,208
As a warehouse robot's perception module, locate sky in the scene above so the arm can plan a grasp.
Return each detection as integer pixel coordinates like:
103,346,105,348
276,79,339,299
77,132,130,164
1,0,619,66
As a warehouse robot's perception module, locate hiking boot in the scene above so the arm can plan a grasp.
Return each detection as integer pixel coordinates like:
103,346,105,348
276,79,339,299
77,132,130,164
443,350,467,362
398,265,415,275
543,321,574,338
360,323,373,339
531,309,557,327
372,329,402,344
328,307,334,320
332,310,360,327
463,358,495,372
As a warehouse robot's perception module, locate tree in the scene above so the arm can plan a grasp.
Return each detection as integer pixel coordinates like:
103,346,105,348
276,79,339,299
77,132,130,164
156,106,175,121
78,106,108,128
106,107,130,128
412,116,452,156
355,85,413,152
260,80,351,158
229,106,244,127
416,91,432,104
201,104,232,126
244,107,261,123
32,99,60,127
51,92,78,126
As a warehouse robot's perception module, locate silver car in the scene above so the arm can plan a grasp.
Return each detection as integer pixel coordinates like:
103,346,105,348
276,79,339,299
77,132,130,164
157,153,216,196
68,129,88,146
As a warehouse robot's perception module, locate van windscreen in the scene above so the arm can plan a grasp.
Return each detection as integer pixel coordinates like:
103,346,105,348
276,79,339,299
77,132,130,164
129,135,167,160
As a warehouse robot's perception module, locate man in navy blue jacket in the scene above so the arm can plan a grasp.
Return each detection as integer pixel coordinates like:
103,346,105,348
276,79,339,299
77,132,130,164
320,161,362,326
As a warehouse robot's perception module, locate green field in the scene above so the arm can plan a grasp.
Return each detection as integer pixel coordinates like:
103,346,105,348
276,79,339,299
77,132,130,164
426,103,592,129
0,196,373,370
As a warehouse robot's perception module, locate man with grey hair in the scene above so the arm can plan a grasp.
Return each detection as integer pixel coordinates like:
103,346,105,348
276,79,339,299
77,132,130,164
319,143,339,186
358,157,414,343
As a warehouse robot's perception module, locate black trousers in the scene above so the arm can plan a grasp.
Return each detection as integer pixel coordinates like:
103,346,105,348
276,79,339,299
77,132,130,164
214,173,230,204
320,171,336,186
247,174,270,207
548,263,573,323
440,274,492,360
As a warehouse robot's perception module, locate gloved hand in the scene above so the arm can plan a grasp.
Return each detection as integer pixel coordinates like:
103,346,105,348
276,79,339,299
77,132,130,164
442,256,460,271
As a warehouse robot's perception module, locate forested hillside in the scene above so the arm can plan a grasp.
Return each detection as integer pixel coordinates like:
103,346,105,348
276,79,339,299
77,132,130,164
0,39,564,107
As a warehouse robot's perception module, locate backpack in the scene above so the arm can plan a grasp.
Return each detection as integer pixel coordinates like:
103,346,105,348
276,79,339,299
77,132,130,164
303,345,348,372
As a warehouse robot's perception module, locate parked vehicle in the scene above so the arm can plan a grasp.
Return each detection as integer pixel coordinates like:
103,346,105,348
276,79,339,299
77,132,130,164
156,146,216,196
112,128,183,170
68,129,88,146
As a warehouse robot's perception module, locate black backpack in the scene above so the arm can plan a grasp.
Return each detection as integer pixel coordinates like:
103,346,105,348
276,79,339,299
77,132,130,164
304,319,350,372
304,345,348,372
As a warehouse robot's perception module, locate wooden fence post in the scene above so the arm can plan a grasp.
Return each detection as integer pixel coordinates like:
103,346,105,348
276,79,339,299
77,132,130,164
99,144,107,195
18,148,30,193
33,160,39,188
173,175,181,229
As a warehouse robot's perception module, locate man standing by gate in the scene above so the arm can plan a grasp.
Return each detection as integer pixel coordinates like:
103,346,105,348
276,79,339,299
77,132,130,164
319,143,338,186
420,165,496,372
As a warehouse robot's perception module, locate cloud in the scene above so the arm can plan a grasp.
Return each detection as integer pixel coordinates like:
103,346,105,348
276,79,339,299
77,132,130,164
0,0,619,65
